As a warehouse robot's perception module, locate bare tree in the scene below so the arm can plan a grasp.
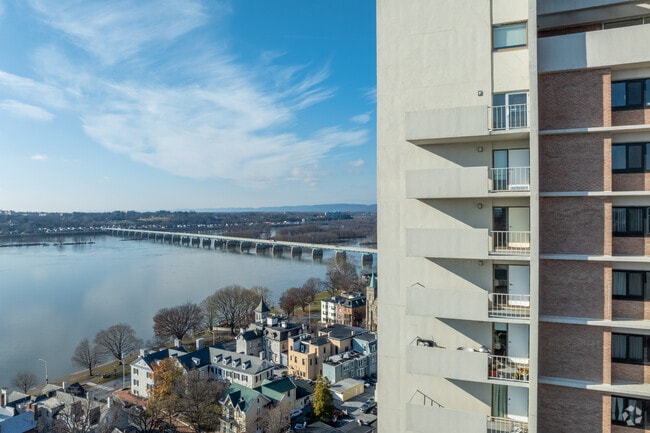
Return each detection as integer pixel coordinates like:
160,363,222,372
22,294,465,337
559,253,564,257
257,400,291,433
11,370,37,393
325,257,359,295
297,277,322,311
203,285,259,334
153,302,204,341
94,323,142,364
250,285,273,309
174,371,229,433
127,405,163,433
72,338,101,377
278,287,301,316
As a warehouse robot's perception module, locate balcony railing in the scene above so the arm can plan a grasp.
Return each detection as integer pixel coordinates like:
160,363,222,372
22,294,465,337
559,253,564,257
491,104,529,130
492,231,530,255
489,293,530,319
488,355,529,383
487,416,528,433
489,167,530,192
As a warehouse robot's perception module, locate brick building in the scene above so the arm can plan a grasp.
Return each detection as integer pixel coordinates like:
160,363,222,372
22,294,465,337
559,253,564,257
377,1,650,432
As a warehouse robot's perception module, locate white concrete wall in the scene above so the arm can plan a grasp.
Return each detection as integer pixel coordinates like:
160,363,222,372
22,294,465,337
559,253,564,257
407,287,488,321
406,228,489,260
406,346,489,383
406,403,486,433
405,167,488,199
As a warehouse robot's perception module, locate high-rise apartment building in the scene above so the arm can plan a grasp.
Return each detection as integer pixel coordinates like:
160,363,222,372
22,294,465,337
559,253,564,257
377,1,650,432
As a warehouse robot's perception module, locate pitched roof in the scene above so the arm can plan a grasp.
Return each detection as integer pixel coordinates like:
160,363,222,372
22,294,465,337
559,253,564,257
256,377,296,402
220,383,266,414
319,324,368,341
0,411,37,433
238,329,263,341
255,298,270,313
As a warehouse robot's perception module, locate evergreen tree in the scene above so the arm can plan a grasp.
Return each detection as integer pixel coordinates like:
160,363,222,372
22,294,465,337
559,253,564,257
312,375,334,423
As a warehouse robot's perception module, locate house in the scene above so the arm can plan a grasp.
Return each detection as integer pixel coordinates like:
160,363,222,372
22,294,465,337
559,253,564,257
235,328,264,357
130,345,187,398
329,378,364,402
318,324,368,356
321,292,366,327
36,391,127,433
0,389,37,433
259,317,304,365
208,348,275,388
219,383,272,433
287,334,331,380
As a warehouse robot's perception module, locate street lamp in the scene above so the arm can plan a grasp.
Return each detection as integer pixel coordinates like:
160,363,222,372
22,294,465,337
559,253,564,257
38,359,48,384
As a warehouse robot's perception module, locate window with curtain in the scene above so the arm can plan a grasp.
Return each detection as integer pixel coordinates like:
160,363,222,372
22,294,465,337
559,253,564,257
612,333,649,364
612,396,650,428
491,385,507,418
613,270,648,300
613,207,650,236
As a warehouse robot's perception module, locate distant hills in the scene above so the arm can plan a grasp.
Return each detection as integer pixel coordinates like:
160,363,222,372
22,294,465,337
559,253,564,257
194,203,377,213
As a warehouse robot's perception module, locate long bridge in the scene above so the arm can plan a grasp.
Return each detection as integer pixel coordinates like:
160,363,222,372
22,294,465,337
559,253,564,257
104,228,377,265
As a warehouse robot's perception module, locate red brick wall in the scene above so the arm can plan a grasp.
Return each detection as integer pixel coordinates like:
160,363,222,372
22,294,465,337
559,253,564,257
612,108,650,126
538,385,609,433
540,260,610,319
612,237,650,256
539,133,610,192
539,323,609,382
539,69,611,130
540,197,611,254
611,362,650,384
612,173,650,191
612,299,650,320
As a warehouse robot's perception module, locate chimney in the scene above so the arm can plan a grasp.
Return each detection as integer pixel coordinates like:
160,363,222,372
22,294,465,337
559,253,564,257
196,338,204,350
140,348,145,357
174,339,182,348
62,382,68,392
107,397,112,408
1,388,6,407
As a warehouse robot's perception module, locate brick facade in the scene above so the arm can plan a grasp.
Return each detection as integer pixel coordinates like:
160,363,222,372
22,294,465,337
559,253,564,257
612,299,650,320
539,323,610,383
539,68,611,130
612,173,650,192
538,384,609,433
539,133,611,192
611,362,650,384
612,108,650,127
540,260,611,319
612,237,650,256
540,197,611,255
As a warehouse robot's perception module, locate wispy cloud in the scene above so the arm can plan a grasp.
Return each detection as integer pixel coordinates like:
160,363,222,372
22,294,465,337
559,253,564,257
364,86,377,103
351,112,372,124
27,0,210,65
31,154,49,161
0,100,55,121
13,1,369,187
0,71,67,109
348,159,365,167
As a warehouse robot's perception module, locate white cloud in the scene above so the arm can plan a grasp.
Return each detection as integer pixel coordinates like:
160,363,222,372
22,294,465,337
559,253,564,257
351,112,371,124
31,154,49,161
0,100,55,121
27,0,210,65
0,71,67,109
349,159,365,167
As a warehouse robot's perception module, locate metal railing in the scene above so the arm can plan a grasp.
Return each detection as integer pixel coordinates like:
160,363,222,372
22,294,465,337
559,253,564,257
491,104,529,130
409,389,444,408
489,293,530,319
488,355,529,383
487,416,528,433
492,231,530,255
489,167,530,192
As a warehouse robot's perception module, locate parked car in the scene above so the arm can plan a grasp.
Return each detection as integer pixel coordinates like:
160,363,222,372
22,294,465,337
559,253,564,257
366,397,374,404
359,403,369,412
290,409,302,418
294,423,305,430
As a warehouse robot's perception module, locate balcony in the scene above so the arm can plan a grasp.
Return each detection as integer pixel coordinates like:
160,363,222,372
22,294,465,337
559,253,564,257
487,417,529,433
489,167,530,192
488,355,530,383
490,104,529,131
406,344,489,383
492,231,530,256
407,287,488,321
489,293,530,320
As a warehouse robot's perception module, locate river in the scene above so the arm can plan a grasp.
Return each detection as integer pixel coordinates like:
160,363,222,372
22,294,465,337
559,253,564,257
0,235,361,389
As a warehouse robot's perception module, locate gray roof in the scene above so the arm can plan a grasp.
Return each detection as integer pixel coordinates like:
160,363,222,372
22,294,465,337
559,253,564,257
255,298,270,313
0,412,37,433
319,324,368,341
208,347,274,374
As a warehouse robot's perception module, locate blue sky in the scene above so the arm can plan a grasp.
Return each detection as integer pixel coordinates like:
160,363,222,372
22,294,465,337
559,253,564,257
0,1,376,212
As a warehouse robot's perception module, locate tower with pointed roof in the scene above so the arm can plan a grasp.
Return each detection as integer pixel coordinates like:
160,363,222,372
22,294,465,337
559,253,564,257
255,298,270,324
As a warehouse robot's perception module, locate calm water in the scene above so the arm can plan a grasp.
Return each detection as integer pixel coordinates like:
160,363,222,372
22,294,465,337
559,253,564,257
0,235,349,389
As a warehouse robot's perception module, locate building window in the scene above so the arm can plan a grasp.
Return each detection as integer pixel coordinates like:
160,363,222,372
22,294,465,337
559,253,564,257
612,396,650,428
612,79,650,110
492,92,529,130
133,379,139,386
612,333,650,365
613,207,650,236
613,143,650,172
613,270,650,300
493,22,527,50
132,368,138,375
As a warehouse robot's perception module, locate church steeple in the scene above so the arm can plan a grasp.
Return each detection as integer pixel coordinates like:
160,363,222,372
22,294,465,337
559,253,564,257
255,298,270,323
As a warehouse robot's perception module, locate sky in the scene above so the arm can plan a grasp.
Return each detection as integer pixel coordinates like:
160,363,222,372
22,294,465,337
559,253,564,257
0,0,376,212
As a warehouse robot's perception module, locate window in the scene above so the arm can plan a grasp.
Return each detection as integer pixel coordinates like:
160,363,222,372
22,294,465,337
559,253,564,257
613,207,650,236
493,23,527,50
613,143,650,172
612,396,650,428
613,270,650,300
612,79,650,110
133,379,139,386
132,368,138,375
612,333,650,364
492,92,529,130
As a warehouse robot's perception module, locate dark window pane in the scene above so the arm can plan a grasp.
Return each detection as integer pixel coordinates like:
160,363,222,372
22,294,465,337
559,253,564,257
629,336,644,360
629,144,643,170
613,334,626,358
628,81,644,107
629,208,644,233
613,271,627,296
646,144,650,170
613,208,627,233
493,23,526,50
646,79,650,107
612,145,627,170
612,82,626,108
629,272,644,297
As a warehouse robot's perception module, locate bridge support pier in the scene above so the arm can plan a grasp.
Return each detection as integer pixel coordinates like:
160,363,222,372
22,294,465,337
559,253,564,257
312,249,323,260
335,251,347,263
291,246,302,258
362,253,374,266
272,244,283,257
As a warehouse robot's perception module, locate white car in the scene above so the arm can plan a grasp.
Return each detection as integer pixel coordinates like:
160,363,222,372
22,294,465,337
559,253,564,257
290,409,302,418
